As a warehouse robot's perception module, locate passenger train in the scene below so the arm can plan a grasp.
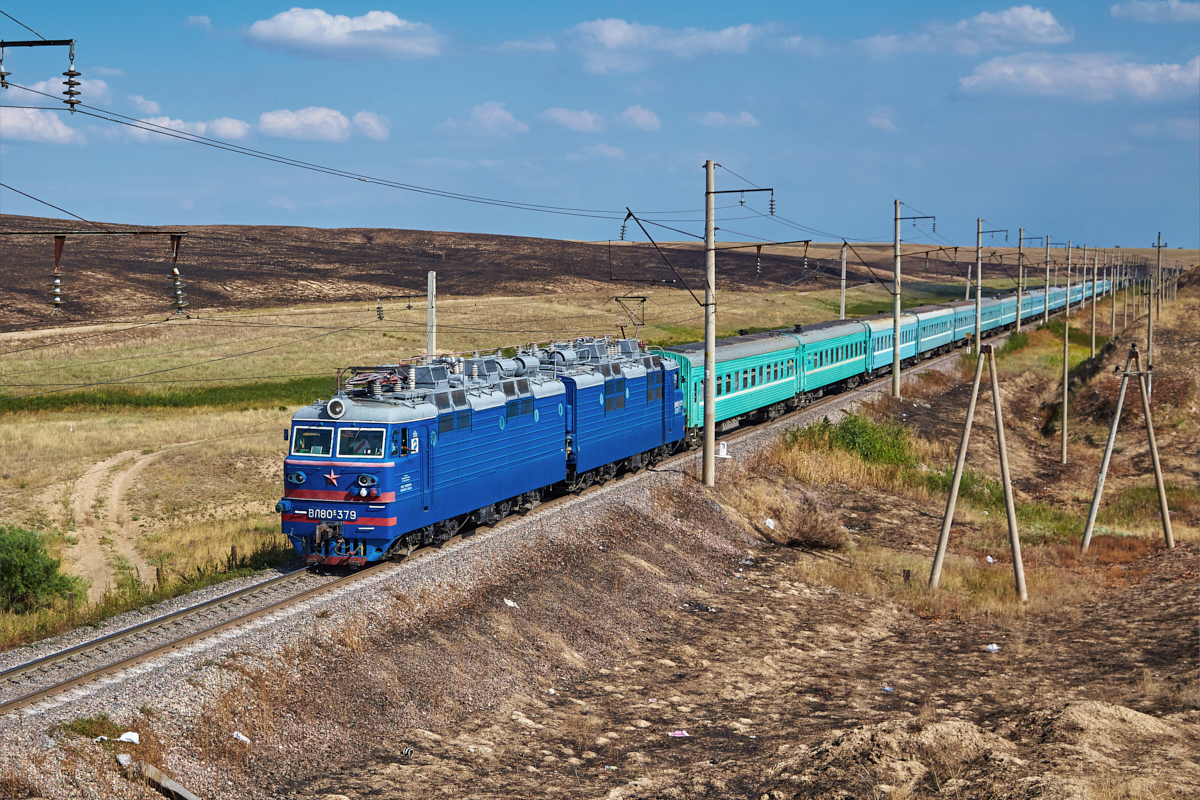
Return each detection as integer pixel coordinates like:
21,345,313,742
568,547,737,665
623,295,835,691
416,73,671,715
277,279,1111,567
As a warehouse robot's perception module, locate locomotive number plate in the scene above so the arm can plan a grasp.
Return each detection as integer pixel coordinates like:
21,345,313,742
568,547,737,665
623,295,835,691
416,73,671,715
307,509,358,521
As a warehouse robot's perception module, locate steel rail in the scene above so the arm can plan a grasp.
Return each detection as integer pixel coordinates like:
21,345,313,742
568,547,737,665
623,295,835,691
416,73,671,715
0,568,311,686
0,302,1052,716
0,564,393,715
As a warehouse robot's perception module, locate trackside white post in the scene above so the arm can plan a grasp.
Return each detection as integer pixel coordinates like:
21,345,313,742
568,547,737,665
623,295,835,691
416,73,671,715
989,348,1027,603
703,160,716,487
427,270,436,359
929,348,986,590
892,199,901,398
840,244,847,320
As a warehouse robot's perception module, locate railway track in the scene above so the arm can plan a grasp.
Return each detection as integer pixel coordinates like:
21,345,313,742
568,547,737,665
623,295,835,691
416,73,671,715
0,322,1014,717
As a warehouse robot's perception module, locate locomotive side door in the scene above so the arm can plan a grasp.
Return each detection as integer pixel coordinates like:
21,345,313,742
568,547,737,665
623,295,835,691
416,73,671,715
418,425,432,513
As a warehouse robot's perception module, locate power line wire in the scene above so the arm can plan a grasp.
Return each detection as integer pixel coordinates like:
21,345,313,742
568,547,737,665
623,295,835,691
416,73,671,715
0,10,47,39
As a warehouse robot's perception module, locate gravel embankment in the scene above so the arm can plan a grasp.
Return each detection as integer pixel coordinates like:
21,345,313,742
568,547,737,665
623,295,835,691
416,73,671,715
0,347,975,799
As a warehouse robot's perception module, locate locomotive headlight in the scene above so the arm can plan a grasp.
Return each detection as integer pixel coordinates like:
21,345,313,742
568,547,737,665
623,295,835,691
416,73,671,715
327,398,346,419
359,487,368,497
356,474,378,487
287,471,306,484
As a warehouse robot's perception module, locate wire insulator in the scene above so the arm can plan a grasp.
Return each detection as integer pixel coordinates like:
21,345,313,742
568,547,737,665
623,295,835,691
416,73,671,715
51,269,64,311
170,266,189,314
0,57,11,90
62,65,82,111
376,299,384,320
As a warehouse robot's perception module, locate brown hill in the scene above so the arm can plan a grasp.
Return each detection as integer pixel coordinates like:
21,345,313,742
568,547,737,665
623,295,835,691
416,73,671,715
1,214,889,332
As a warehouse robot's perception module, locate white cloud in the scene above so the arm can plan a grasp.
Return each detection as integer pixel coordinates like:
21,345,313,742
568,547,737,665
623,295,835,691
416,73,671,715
353,110,390,140
121,115,251,142
699,110,759,128
779,35,826,57
91,67,124,77
0,107,85,144
29,77,111,105
1110,1,1199,22
868,111,898,132
539,108,605,132
259,107,352,140
128,95,161,114
571,18,762,73
185,15,212,30
269,196,297,210
208,117,253,139
620,105,661,131
858,6,1072,57
498,39,556,52
959,53,1200,100
439,102,529,136
246,8,441,59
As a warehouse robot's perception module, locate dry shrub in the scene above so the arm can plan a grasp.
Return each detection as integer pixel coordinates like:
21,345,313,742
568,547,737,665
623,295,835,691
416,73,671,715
716,456,847,551
1075,373,1196,426
195,657,293,766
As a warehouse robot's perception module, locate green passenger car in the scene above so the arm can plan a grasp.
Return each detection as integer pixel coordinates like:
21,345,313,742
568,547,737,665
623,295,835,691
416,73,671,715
657,331,802,431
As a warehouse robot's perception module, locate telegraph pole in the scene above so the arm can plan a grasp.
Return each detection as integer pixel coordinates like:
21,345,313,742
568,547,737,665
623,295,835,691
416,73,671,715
839,244,847,320
703,161,717,487
427,271,437,358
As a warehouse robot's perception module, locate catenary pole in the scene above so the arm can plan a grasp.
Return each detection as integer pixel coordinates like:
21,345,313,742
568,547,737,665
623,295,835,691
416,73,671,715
974,218,982,354
426,270,436,358
703,160,717,487
1044,235,1051,324
1090,250,1098,358
1156,232,1163,319
892,199,902,398
700,159,710,489
840,244,847,320
1016,228,1024,334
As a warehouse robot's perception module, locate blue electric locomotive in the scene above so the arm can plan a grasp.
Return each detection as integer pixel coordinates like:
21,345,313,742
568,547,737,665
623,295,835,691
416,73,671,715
277,338,682,566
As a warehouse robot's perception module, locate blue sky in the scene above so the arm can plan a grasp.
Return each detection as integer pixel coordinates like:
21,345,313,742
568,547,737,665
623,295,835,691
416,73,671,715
1,2,1196,248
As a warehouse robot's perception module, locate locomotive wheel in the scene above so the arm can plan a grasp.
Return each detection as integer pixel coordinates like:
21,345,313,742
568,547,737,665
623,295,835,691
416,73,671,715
494,499,512,523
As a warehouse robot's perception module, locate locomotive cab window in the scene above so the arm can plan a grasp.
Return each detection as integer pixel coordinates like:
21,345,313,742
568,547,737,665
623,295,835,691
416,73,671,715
390,427,410,457
292,427,332,457
337,427,385,458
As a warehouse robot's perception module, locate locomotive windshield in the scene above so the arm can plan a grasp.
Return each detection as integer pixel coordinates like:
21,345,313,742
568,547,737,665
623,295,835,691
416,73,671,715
292,427,332,456
337,427,385,458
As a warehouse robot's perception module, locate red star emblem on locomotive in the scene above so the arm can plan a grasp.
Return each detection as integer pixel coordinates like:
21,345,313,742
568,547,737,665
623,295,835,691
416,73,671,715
322,469,341,486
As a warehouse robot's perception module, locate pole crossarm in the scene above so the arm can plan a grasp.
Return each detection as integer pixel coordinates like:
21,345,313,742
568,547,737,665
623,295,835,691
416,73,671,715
714,238,810,252
0,39,75,47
